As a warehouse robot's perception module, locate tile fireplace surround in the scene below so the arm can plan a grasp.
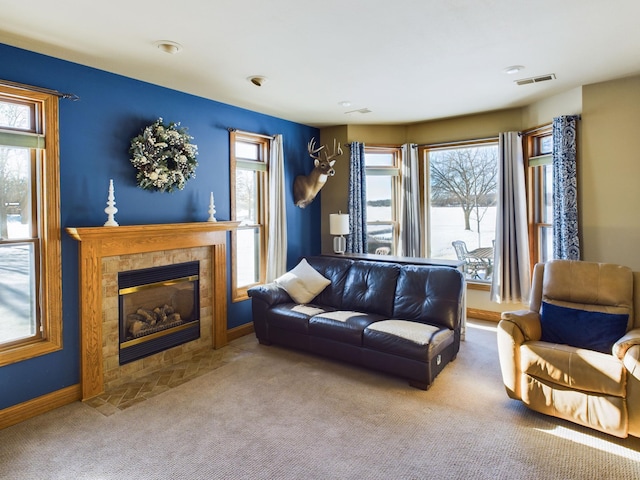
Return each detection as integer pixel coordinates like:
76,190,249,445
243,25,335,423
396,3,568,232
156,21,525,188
66,222,238,401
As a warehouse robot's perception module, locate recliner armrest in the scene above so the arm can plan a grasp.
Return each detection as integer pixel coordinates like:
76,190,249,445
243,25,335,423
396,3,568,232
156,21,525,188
613,328,640,360
247,283,292,306
622,344,640,381
500,310,542,342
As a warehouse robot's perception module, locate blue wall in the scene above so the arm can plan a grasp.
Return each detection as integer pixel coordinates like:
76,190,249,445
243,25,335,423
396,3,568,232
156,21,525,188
0,43,320,409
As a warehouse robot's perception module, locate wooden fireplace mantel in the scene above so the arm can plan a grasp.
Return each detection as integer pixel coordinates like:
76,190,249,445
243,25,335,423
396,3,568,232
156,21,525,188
66,221,239,400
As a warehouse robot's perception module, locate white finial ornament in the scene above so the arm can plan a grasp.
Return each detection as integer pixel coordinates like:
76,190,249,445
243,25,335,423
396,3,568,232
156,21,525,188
207,192,217,222
104,179,119,226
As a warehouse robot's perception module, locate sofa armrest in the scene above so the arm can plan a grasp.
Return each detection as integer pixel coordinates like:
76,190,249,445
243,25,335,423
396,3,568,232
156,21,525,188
496,310,541,401
613,328,640,361
247,283,292,306
623,344,640,438
622,344,640,380
500,310,542,342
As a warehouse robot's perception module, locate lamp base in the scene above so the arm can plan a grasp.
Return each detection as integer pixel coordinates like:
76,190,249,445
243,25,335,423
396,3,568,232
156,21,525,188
333,235,346,254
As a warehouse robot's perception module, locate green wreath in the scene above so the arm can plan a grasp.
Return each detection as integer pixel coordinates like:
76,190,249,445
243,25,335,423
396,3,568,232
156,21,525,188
129,117,198,193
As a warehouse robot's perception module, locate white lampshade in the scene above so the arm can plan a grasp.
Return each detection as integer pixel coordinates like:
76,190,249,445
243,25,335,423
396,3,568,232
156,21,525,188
330,213,349,254
329,213,350,235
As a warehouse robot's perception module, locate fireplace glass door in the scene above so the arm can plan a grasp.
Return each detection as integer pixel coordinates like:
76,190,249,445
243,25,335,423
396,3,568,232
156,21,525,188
118,261,200,364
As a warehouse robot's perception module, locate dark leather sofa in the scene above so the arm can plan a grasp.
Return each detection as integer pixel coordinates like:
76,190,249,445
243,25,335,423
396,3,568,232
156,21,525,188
247,256,465,389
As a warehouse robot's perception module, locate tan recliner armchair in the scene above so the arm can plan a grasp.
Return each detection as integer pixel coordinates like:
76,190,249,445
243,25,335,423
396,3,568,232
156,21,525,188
497,259,640,438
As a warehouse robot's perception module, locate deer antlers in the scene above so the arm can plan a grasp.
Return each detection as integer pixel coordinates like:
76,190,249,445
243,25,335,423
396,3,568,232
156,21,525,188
307,138,343,166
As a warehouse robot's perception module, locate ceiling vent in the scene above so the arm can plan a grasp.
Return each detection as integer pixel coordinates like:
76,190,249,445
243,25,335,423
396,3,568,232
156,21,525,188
515,74,556,86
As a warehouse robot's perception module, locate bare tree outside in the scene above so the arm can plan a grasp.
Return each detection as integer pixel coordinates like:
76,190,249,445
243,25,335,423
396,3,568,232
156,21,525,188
0,149,29,239
0,101,32,240
429,146,498,245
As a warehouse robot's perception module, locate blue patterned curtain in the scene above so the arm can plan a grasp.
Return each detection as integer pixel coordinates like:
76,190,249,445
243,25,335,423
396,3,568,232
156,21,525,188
552,115,580,260
347,142,367,253
490,132,531,304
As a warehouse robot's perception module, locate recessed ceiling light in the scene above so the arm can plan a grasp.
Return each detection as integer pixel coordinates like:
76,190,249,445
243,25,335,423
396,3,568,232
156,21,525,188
503,65,525,75
247,75,268,87
338,101,352,107
154,41,182,54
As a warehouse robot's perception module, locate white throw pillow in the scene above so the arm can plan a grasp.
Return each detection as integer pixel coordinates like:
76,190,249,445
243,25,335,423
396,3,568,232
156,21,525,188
274,259,331,304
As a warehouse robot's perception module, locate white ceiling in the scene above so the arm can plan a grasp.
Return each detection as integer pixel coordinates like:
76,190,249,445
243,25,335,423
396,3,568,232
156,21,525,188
1,0,639,127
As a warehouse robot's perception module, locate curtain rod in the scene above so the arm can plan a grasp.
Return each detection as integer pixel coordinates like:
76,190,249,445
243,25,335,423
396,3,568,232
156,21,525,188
346,142,414,149
522,124,550,135
417,136,498,148
227,127,275,140
0,79,79,101
521,114,581,136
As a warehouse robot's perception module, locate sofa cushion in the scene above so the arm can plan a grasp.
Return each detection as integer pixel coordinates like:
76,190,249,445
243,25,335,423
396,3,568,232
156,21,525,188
268,304,337,334
274,259,331,304
521,341,626,397
540,301,628,354
309,311,385,346
522,375,627,437
363,320,454,361
542,260,633,313
341,261,400,318
393,266,463,331
306,256,354,307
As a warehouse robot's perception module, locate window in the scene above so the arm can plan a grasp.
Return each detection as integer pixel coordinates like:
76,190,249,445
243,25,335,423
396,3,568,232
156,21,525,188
525,126,553,269
230,131,268,301
0,84,62,366
424,142,498,283
365,146,401,255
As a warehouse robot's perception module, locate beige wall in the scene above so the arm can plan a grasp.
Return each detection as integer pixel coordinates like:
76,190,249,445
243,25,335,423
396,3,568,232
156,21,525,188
346,124,408,144
318,74,640,313
407,108,522,144
522,87,582,127
319,126,349,254
581,75,640,270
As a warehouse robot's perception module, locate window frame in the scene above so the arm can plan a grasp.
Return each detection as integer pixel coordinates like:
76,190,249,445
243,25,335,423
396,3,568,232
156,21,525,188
420,139,499,288
229,130,268,301
0,84,62,366
364,145,401,255
524,125,553,272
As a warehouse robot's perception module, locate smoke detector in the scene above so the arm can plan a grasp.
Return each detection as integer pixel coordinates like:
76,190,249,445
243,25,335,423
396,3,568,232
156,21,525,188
345,107,372,115
503,65,525,75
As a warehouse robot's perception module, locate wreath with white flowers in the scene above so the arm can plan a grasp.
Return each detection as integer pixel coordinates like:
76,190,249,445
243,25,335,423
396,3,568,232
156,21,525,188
129,117,198,193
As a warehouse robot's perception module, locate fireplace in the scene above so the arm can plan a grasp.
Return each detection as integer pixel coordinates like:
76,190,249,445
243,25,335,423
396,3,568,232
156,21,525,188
118,261,200,365
67,221,238,400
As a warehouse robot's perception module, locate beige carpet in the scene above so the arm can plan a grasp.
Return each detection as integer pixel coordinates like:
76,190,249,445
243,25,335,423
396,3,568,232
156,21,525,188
1,320,639,479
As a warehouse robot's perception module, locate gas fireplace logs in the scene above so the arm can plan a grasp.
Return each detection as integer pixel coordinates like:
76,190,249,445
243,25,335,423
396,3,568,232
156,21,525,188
126,304,183,339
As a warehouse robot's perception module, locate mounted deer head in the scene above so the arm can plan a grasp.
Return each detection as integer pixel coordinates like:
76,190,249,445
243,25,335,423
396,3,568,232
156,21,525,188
293,137,343,208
